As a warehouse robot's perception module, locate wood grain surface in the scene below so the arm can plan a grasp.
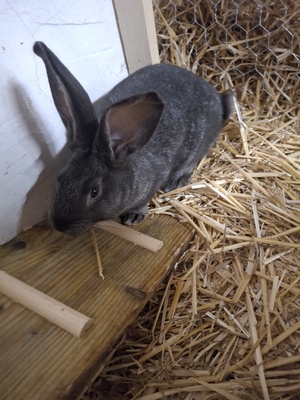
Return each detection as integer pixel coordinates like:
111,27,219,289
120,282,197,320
0,215,193,400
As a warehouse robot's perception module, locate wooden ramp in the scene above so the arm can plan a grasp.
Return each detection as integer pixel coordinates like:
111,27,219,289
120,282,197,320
0,215,193,400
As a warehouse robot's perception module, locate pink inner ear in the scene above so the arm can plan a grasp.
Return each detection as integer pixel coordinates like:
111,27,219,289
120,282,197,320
110,138,123,151
107,97,161,151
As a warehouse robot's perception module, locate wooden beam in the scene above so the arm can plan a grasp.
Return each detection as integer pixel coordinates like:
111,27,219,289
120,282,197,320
113,0,160,73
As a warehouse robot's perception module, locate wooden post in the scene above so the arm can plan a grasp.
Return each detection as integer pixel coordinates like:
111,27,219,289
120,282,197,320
113,0,160,73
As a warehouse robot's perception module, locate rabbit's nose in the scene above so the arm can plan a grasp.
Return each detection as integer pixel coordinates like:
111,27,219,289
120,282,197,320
49,212,91,235
49,213,70,233
53,219,70,233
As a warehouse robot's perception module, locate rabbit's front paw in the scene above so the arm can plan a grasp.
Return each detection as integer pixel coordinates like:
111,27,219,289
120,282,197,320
120,206,147,226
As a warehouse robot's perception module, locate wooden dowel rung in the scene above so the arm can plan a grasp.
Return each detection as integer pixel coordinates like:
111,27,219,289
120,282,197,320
94,220,163,252
0,271,93,338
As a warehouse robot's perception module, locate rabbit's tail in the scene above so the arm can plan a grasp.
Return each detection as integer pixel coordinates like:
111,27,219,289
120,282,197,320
220,90,234,123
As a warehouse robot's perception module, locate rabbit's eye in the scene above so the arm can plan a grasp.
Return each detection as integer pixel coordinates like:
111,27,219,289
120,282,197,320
86,181,102,206
90,187,99,199
86,186,101,205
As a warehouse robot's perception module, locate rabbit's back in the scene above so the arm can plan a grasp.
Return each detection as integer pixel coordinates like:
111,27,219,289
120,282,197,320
96,63,225,161
111,65,221,153
96,63,222,117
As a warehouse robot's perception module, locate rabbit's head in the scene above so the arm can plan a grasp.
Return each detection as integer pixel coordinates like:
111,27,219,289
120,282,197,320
34,42,164,234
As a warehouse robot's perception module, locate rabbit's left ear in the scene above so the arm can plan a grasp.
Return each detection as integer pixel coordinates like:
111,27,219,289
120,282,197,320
33,42,98,150
97,92,164,159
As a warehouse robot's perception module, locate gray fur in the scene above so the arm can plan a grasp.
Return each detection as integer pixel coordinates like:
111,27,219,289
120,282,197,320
33,41,233,234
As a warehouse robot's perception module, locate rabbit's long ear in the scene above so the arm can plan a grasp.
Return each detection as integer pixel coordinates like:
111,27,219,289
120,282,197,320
97,92,164,159
33,42,98,149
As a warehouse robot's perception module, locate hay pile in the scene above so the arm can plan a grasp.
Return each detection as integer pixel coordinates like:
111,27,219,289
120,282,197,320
83,1,300,399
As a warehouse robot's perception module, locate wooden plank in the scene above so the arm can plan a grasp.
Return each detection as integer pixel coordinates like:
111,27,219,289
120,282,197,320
0,215,193,400
113,0,160,73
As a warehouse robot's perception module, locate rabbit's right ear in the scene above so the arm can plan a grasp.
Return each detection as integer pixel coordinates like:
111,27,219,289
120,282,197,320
96,92,164,161
33,42,98,150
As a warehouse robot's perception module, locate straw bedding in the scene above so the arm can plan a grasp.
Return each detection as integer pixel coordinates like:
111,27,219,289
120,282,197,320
83,1,300,399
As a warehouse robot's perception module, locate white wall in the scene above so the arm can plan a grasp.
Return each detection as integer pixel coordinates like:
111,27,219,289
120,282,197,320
0,0,128,244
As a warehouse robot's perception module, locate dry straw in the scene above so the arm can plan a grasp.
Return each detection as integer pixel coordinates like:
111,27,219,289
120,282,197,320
83,0,300,399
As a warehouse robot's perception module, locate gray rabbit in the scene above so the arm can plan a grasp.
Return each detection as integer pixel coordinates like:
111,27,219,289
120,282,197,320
33,42,233,234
